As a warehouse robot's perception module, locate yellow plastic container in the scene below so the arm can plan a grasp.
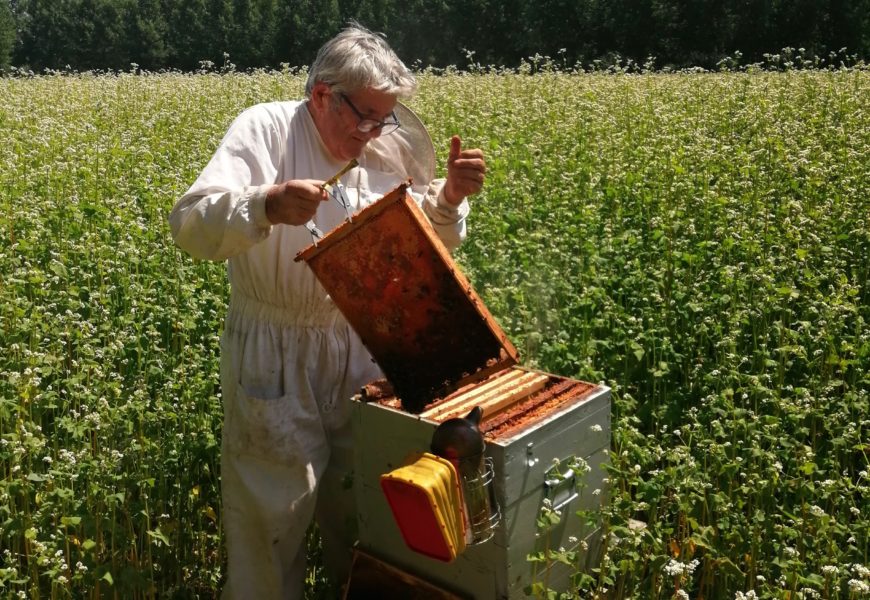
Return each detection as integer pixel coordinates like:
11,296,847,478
380,453,467,562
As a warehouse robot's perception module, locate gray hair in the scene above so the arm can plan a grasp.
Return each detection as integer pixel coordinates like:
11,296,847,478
305,23,416,99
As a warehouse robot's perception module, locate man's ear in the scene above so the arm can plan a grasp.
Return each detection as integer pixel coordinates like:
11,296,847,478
309,82,333,114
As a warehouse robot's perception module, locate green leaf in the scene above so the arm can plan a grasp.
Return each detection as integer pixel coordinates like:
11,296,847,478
631,341,645,362
50,261,68,278
798,462,816,475
147,528,171,546
716,557,745,578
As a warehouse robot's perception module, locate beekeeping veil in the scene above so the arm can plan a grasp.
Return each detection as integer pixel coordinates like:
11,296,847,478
366,102,437,198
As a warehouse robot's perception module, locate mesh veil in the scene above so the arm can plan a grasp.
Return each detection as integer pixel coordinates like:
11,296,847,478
366,102,437,197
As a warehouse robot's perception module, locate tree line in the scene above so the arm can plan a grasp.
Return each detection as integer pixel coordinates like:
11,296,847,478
1,0,869,73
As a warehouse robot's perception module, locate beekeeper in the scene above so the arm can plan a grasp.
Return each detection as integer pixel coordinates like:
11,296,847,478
169,23,486,599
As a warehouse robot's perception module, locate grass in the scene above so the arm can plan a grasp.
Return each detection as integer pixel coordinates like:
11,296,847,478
0,64,868,598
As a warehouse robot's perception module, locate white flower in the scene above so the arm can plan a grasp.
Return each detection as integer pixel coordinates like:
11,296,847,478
809,505,826,517
676,590,689,600
822,565,839,576
848,579,869,594
735,591,758,600
664,558,699,577
590,424,603,432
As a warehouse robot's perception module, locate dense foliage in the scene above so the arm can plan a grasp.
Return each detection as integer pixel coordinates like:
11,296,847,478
2,0,870,72
1,67,868,598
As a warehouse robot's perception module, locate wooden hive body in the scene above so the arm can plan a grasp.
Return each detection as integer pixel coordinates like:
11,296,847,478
352,376,610,598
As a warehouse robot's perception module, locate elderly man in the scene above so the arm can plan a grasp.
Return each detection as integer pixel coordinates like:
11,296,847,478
169,23,486,599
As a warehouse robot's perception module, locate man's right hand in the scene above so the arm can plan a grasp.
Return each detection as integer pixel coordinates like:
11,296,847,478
265,179,328,225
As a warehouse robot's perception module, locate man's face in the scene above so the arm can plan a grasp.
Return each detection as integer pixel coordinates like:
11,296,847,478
309,83,398,162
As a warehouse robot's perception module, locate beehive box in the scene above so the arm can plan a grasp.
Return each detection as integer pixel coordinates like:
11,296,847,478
296,183,611,599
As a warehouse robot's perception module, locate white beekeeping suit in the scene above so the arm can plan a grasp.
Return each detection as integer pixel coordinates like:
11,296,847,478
169,100,468,599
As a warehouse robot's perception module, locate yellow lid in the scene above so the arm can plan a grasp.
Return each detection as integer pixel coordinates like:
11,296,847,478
380,452,467,562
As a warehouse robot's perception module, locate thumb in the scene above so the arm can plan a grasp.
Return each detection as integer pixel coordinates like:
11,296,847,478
449,135,462,162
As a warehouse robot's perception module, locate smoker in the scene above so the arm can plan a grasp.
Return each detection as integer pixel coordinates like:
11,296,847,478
296,183,611,599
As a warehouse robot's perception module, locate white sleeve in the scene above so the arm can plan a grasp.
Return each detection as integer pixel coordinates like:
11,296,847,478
420,177,469,252
168,105,281,261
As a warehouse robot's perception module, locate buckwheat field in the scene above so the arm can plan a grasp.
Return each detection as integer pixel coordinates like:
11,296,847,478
1,65,868,599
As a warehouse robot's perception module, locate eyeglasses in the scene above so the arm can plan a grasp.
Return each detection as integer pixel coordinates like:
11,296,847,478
339,94,401,135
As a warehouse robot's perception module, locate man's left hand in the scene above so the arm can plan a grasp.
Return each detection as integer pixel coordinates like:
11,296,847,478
443,135,486,206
